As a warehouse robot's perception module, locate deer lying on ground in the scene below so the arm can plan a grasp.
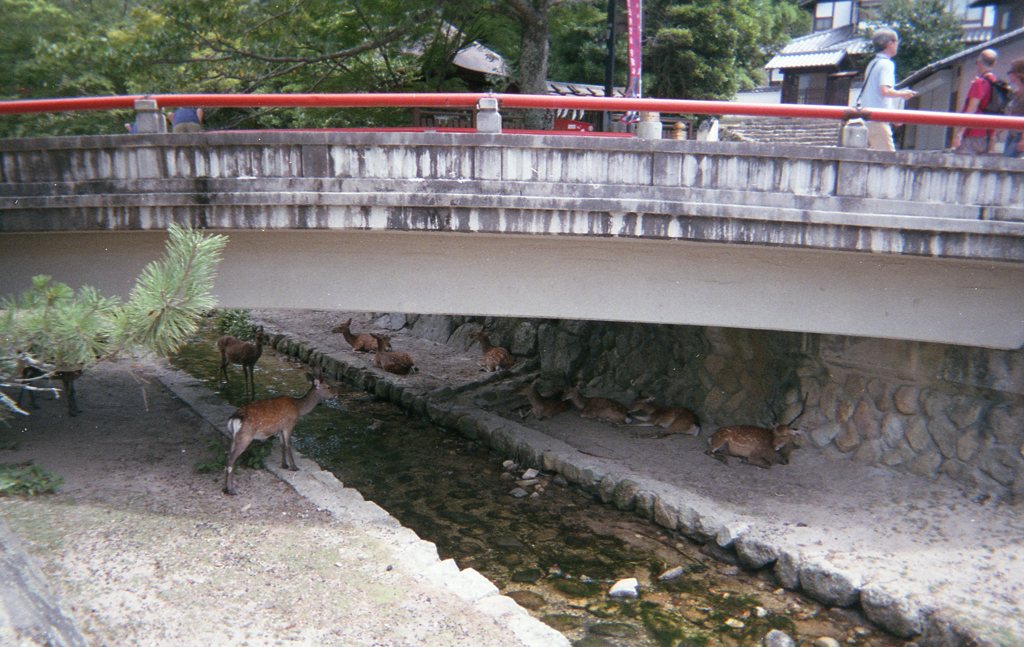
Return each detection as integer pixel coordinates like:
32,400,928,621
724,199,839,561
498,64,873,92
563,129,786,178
223,372,338,495
707,396,806,468
518,381,570,420
626,396,701,437
468,331,514,372
217,326,267,400
370,334,417,375
332,318,387,352
562,384,630,424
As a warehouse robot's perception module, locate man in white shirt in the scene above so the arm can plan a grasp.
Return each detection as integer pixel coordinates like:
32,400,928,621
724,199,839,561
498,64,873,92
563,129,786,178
858,28,917,151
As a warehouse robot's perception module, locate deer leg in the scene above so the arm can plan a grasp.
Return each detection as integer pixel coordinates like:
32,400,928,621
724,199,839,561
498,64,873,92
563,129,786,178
280,428,299,471
219,353,229,381
62,373,80,416
248,365,256,400
706,444,729,464
223,434,253,495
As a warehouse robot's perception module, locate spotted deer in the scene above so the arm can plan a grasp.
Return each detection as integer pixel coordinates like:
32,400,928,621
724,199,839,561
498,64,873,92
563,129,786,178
707,395,807,468
468,331,514,372
370,334,417,375
223,372,338,495
562,384,630,424
333,318,387,352
518,381,570,420
626,396,701,437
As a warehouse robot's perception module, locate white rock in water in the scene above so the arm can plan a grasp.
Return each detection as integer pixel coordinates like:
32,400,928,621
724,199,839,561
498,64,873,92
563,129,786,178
509,487,529,498
764,629,795,647
608,578,639,599
657,566,686,581
724,618,745,629
812,638,840,647
522,468,540,479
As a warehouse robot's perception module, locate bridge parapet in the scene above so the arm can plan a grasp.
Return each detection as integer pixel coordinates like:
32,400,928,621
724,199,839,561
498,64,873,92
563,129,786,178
1,130,1021,263
2,131,1023,350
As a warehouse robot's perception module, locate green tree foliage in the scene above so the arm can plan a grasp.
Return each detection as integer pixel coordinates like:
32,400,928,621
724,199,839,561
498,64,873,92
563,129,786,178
2,0,811,134
646,0,808,100
878,0,962,81
0,225,227,419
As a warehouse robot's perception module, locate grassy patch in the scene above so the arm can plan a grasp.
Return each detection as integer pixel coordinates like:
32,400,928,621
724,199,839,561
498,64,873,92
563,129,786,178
0,462,63,495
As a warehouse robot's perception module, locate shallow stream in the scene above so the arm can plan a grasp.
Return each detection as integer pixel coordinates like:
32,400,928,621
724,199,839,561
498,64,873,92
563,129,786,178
172,326,900,647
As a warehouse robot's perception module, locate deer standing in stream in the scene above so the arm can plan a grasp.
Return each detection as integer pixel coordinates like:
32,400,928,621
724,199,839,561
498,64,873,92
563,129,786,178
223,372,338,495
217,326,266,401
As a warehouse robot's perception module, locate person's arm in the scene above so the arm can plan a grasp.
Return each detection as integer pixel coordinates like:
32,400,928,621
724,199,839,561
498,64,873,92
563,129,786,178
951,97,982,148
196,108,204,124
880,85,916,101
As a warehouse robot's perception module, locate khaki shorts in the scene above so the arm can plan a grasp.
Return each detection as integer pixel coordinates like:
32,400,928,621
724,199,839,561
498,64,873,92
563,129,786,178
866,122,894,152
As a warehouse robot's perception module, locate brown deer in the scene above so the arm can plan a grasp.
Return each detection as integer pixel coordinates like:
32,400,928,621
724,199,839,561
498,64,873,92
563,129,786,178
223,372,338,495
626,396,701,437
707,395,807,468
332,318,387,352
217,325,267,400
562,384,630,424
518,381,570,420
370,334,417,375
468,330,514,372
14,353,80,416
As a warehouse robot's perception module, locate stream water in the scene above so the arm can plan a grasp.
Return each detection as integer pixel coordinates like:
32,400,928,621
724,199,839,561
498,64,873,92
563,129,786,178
172,326,900,647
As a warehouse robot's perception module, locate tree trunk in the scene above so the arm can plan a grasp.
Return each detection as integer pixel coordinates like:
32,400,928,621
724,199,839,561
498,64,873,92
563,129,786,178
511,0,552,130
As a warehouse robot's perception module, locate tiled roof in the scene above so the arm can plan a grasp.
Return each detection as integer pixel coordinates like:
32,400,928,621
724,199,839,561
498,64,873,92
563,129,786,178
765,25,871,71
765,50,847,70
546,81,624,97
899,26,1024,87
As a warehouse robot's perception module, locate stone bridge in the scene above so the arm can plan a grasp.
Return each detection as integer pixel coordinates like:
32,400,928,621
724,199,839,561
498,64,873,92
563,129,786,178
1,130,1022,349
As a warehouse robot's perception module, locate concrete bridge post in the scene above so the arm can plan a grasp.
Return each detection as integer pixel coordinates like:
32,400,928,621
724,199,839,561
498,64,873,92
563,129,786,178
475,97,501,134
841,118,868,148
132,98,167,134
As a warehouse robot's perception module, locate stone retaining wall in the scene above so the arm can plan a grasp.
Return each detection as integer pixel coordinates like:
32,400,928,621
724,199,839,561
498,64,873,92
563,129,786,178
394,314,1024,504
258,317,1016,644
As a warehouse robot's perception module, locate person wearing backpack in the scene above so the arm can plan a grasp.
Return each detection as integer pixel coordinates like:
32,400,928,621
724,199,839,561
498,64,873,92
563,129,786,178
1001,58,1024,158
951,49,1001,155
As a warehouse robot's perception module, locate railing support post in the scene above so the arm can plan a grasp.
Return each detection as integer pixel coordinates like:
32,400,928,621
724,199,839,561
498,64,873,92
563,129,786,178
841,118,868,148
636,111,663,140
132,98,167,134
475,97,502,134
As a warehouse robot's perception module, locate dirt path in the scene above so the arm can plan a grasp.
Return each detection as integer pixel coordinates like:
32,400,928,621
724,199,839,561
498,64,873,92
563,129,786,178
0,360,563,647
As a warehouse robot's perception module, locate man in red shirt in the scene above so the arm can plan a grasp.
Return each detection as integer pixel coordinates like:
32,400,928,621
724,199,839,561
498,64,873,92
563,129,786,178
952,49,999,154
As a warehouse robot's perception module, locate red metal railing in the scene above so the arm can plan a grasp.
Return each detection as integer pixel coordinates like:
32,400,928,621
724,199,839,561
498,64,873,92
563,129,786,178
2,92,1024,131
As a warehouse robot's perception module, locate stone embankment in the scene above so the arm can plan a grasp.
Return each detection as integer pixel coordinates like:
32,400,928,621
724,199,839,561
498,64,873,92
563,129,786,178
252,309,1024,647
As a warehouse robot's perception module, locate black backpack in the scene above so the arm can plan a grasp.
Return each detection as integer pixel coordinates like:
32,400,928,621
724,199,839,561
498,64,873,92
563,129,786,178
983,75,1012,115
